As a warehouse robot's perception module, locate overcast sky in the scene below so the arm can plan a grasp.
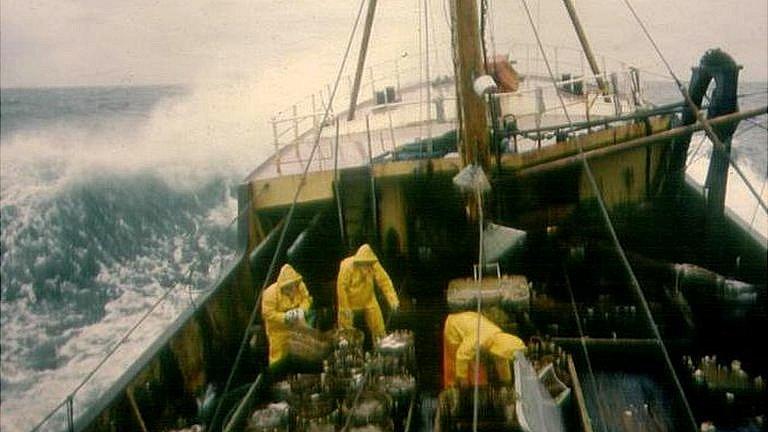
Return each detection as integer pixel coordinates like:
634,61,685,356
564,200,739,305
1,0,766,88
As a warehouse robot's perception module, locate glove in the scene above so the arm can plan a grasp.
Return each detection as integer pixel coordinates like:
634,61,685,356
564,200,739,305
284,308,300,323
391,301,400,312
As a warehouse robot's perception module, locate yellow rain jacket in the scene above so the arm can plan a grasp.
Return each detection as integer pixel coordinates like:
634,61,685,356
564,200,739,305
443,311,525,387
261,264,312,365
337,244,399,339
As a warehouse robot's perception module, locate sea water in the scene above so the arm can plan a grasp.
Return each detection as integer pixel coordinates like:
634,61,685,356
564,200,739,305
0,84,270,430
1,81,766,430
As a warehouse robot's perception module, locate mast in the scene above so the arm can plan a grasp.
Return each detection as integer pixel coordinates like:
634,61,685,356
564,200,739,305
450,0,491,170
561,0,608,94
348,0,378,121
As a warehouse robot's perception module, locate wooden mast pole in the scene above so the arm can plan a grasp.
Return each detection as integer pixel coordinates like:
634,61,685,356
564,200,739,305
348,0,378,121
450,0,490,170
561,0,608,94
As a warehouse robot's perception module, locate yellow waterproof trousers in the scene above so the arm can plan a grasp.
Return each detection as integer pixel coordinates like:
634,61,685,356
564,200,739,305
338,302,387,339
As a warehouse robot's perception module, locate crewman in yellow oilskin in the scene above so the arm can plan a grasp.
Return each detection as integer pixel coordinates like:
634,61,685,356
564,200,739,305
442,311,525,388
261,263,313,365
337,244,399,340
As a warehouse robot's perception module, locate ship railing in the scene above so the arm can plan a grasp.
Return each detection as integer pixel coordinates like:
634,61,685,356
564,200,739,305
268,110,460,175
266,42,668,175
496,40,672,110
267,51,458,175
269,53,455,124
29,235,246,432
499,41,663,82
266,41,626,125
491,67,648,156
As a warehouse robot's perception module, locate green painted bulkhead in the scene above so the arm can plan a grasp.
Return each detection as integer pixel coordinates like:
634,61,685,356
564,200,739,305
79,114,767,431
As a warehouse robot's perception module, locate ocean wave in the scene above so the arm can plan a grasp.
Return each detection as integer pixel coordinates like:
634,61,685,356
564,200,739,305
0,84,260,431
0,170,238,431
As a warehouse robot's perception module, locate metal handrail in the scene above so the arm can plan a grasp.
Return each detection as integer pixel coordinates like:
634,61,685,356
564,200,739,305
266,44,663,174
30,214,247,432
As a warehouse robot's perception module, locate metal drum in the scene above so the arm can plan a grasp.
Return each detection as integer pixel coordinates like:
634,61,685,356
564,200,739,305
294,392,338,430
376,374,416,405
328,366,366,400
325,341,366,399
366,352,408,377
290,373,324,396
376,373,416,430
246,402,290,432
272,373,324,403
374,330,415,373
271,379,292,402
341,390,393,428
437,386,517,432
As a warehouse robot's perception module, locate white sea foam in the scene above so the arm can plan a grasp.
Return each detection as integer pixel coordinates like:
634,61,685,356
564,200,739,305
0,33,377,423
0,91,304,432
0,79,272,430
686,133,768,248
2,4,766,431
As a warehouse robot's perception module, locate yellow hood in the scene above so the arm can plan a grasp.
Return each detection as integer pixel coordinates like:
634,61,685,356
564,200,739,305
352,244,379,264
276,264,302,288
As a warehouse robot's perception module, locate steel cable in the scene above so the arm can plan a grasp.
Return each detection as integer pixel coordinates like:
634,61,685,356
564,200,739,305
210,0,369,428
30,220,226,432
31,278,181,431
519,0,699,429
620,0,767,215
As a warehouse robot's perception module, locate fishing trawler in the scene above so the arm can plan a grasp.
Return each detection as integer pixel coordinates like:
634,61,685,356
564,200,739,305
32,1,766,431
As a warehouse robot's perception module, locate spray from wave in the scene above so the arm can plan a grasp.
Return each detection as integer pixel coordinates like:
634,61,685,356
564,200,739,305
0,6,418,426
2,2,765,429
0,74,304,430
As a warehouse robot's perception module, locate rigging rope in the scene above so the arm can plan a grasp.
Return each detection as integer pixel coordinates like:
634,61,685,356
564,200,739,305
472,185,485,432
685,134,710,170
424,0,434,152
31,219,229,431
338,6,450,422
209,0,368,428
620,0,767,216
31,276,182,431
447,0,464,151
562,264,610,432
480,0,489,71
333,117,347,249
488,0,497,62
744,117,768,132
748,178,768,236
428,0,443,77
441,0,452,34
686,89,766,168
518,0,700,430
417,0,425,153
732,119,768,140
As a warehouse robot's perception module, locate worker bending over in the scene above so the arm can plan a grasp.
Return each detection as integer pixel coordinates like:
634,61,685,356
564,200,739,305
337,244,399,340
443,311,525,388
261,264,313,365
